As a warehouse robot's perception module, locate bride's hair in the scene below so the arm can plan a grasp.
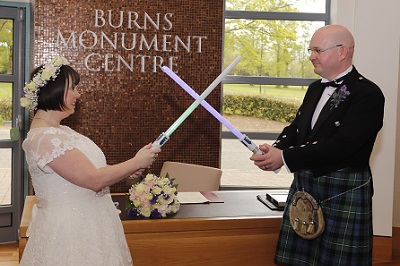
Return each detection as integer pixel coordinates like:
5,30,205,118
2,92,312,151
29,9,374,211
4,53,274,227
36,65,80,111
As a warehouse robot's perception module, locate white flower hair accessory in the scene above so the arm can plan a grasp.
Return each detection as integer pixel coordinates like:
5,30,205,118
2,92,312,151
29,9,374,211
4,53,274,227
20,56,69,111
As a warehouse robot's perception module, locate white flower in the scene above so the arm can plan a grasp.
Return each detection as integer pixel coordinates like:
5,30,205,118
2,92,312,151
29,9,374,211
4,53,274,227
157,178,169,187
141,207,151,218
32,75,46,87
52,56,69,66
145,192,153,200
20,97,32,108
25,81,37,91
20,56,69,111
144,173,155,182
171,204,180,213
151,186,162,195
164,186,176,195
135,183,146,193
41,65,57,80
133,199,141,208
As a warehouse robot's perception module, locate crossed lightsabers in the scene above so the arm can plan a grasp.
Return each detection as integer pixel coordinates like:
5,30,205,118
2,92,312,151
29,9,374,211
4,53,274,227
151,56,263,156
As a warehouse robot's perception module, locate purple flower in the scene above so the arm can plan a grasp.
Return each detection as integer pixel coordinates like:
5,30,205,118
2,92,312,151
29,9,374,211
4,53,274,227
150,209,162,218
330,85,350,109
127,208,140,217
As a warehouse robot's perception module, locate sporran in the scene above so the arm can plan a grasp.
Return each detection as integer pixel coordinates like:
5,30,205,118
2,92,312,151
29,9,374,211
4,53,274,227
289,190,325,240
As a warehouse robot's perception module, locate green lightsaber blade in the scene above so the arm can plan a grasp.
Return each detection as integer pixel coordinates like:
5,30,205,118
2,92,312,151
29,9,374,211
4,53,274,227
152,56,241,148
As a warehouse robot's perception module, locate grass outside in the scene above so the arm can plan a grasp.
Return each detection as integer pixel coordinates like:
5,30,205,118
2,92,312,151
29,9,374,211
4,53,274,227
223,83,306,104
0,83,12,98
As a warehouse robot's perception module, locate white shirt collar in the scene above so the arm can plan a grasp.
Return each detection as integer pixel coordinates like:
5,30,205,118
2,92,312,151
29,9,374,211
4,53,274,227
321,65,353,83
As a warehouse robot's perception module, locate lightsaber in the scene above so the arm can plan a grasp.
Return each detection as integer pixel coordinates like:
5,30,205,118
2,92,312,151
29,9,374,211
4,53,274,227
152,56,242,148
161,65,263,155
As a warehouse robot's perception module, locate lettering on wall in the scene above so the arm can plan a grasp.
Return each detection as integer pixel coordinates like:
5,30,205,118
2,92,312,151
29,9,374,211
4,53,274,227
56,9,208,73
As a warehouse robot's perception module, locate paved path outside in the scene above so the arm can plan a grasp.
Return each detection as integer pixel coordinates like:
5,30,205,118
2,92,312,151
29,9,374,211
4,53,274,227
0,125,12,205
221,138,293,187
220,115,293,187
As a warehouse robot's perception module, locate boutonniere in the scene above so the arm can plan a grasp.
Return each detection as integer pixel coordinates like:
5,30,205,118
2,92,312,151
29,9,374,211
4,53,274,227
330,85,350,109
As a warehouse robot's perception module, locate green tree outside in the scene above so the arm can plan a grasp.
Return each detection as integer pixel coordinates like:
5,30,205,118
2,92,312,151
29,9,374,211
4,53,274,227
0,19,13,74
224,0,320,79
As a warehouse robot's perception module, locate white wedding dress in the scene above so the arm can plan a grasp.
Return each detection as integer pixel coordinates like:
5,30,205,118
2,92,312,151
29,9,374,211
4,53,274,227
20,126,132,266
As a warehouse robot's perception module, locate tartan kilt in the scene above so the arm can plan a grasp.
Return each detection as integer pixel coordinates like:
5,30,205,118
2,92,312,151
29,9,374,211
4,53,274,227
274,169,373,266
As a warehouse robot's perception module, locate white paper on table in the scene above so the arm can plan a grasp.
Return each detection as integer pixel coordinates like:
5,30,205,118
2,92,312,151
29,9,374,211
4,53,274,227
177,192,210,204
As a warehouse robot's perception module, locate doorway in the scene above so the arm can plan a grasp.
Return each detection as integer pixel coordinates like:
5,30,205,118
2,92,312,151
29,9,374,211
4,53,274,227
0,5,27,243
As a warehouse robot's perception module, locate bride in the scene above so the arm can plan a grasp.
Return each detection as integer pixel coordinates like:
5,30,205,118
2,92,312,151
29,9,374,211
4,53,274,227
19,56,160,265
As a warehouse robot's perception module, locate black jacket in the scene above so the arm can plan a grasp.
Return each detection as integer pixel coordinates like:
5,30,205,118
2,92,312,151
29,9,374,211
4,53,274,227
273,66,385,177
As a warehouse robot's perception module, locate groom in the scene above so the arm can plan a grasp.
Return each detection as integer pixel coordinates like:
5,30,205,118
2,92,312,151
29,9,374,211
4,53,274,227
250,24,385,266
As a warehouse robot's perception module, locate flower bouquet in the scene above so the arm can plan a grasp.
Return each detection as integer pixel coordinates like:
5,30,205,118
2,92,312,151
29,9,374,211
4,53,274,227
126,173,180,218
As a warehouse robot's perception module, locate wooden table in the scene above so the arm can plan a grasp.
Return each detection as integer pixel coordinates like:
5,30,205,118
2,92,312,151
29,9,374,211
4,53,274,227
20,190,284,265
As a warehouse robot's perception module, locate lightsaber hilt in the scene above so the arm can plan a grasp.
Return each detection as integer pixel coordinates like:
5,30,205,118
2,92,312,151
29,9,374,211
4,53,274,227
241,134,280,173
151,132,170,149
240,134,264,155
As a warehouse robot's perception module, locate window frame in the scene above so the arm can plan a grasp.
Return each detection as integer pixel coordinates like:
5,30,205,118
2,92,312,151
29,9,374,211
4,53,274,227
0,4,28,243
222,1,331,140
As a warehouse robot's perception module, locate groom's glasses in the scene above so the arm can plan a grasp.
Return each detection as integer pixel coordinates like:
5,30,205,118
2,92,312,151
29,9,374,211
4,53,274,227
307,44,343,55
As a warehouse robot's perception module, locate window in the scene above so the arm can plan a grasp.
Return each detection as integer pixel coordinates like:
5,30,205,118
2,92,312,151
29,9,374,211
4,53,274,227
221,0,330,188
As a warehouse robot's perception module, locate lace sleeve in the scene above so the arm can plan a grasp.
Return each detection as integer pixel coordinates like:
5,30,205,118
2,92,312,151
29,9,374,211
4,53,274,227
24,127,77,172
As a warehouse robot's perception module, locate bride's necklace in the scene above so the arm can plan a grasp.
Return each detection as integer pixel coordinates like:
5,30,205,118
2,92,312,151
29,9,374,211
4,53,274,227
34,117,61,128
